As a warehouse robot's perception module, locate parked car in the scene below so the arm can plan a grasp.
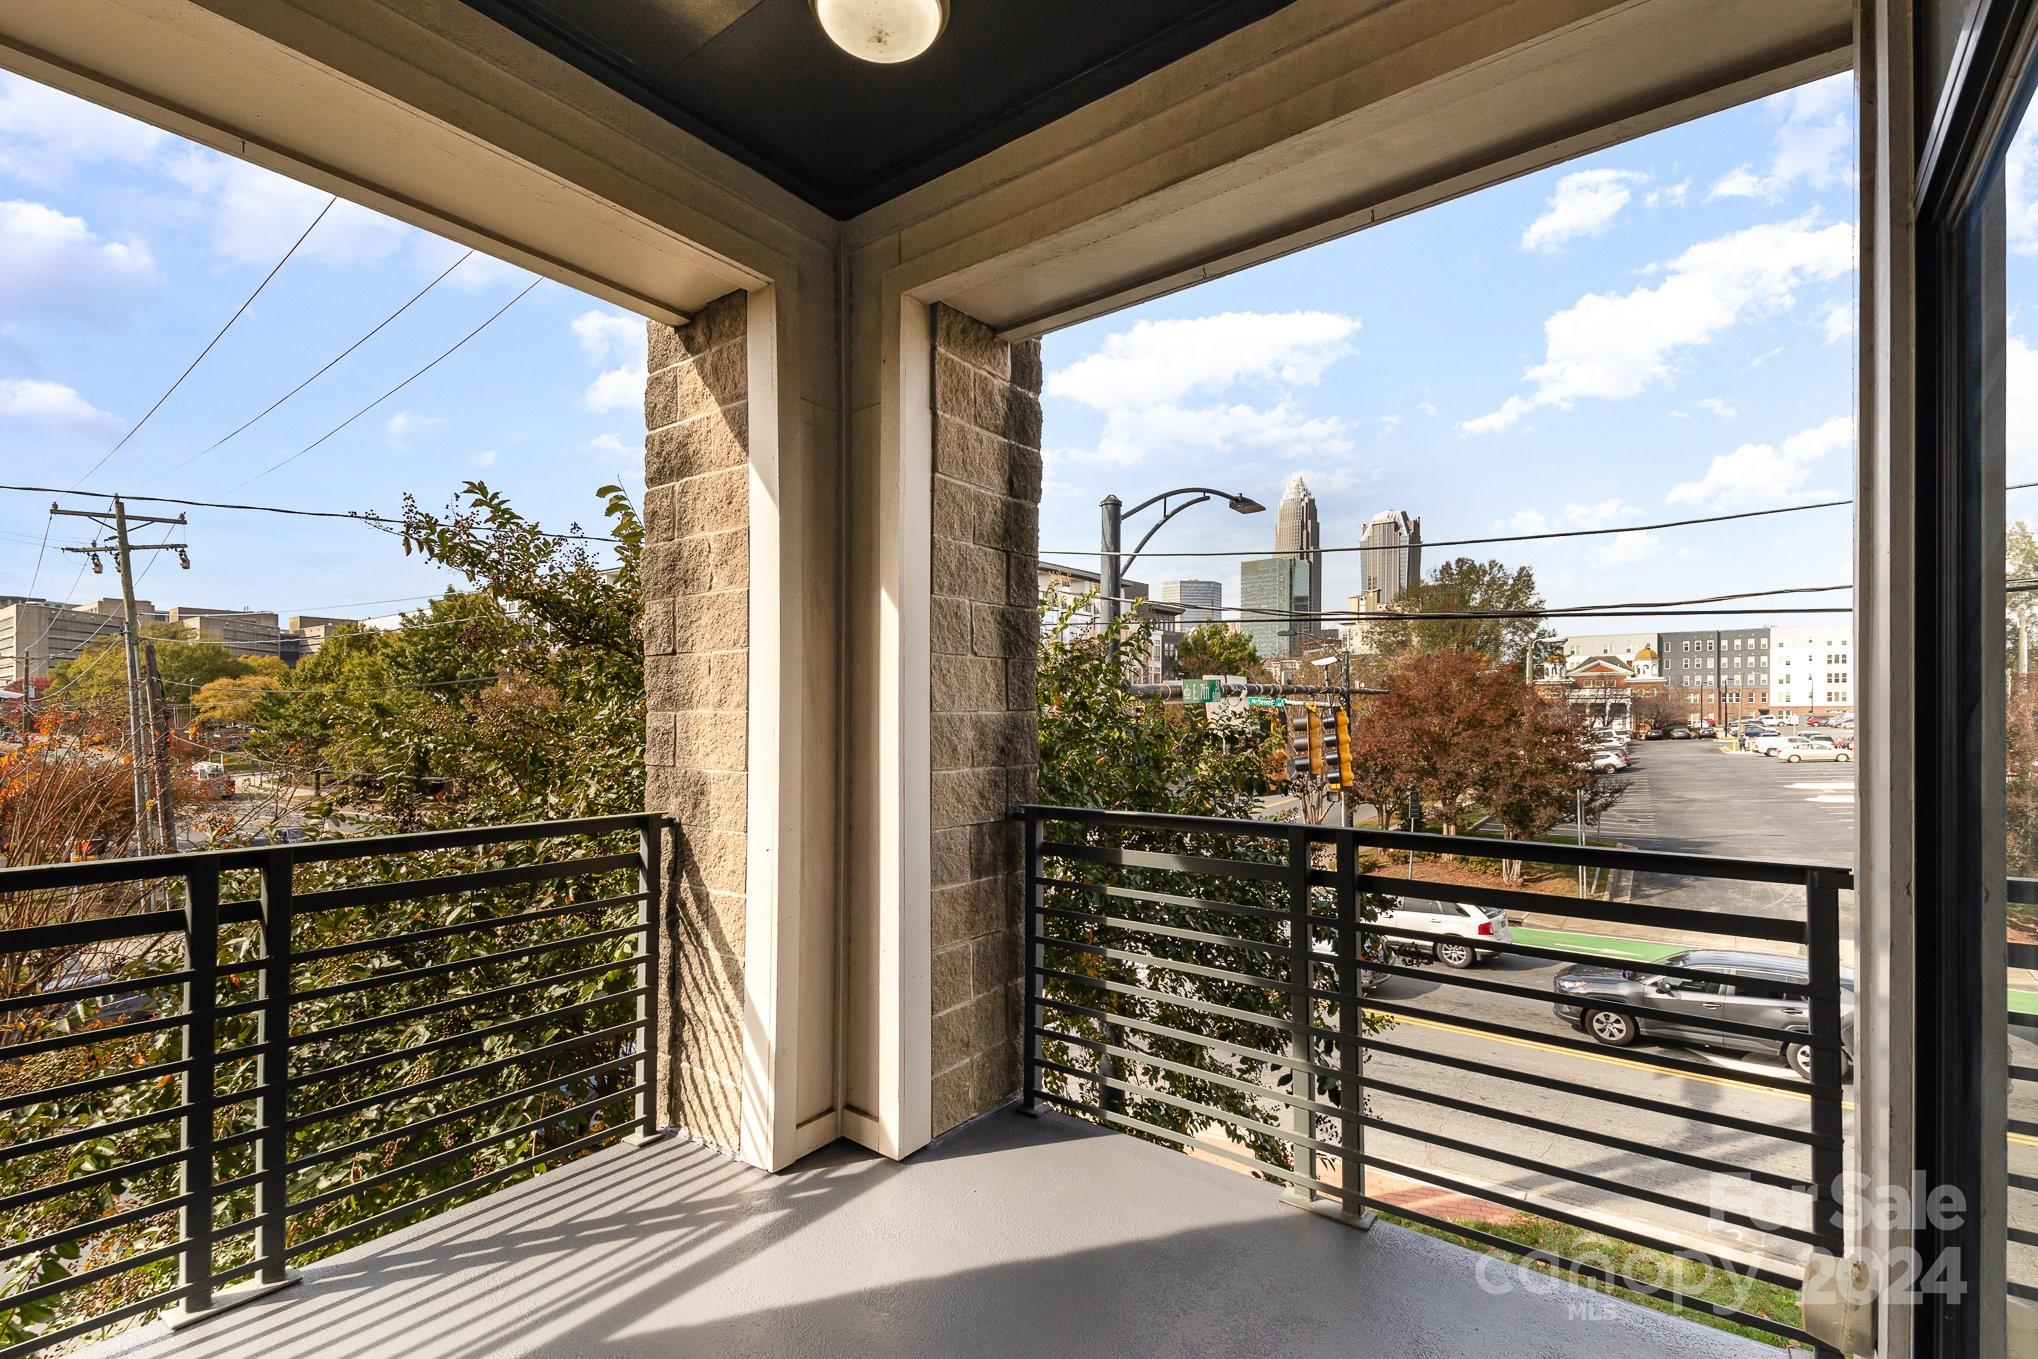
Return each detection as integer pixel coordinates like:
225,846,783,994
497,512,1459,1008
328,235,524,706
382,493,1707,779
1668,726,1692,740
1587,748,1628,773
1642,726,1666,740
190,761,236,798
1374,895,1511,969
1750,732,1796,757
1552,948,1855,1081
1779,735,1852,763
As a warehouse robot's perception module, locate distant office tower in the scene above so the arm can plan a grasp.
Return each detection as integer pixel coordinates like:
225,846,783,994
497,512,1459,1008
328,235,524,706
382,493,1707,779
1360,510,1422,605
1158,579,1222,623
1240,557,1310,660
1274,476,1322,635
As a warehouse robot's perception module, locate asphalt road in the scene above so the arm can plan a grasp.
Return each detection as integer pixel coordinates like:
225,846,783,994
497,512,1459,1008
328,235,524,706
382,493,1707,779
1598,739,1859,949
1345,739,2038,1279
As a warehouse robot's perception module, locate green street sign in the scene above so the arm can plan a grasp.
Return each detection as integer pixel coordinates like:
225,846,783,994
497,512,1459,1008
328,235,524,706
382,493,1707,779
1245,696,1285,708
1180,678,1221,705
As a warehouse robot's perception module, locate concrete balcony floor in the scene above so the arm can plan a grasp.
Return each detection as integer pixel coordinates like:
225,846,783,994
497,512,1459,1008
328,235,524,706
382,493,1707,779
93,1111,1769,1359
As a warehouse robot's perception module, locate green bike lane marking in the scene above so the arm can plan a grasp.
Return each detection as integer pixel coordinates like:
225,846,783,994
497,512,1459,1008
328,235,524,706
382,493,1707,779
1515,926,2038,1012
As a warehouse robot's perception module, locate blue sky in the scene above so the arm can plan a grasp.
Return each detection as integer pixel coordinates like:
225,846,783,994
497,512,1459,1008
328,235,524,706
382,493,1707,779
2,69,2034,634
0,71,643,618
1038,73,1876,638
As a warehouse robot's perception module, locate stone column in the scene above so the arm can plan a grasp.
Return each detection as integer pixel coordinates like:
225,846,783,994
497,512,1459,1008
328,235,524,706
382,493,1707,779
642,291,750,1151
927,305,1043,1134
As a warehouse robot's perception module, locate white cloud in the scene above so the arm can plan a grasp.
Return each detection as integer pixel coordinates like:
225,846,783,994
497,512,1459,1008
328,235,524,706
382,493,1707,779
1503,510,1550,534
1710,74,1853,201
1377,413,1403,436
1278,465,1360,496
1560,497,1641,530
583,364,647,415
0,377,119,430
1047,311,1356,410
0,199,155,322
1463,215,1853,432
167,149,404,267
585,433,632,459
468,448,498,468
0,73,165,182
383,410,445,448
1594,531,1658,566
1521,169,1646,253
1819,297,1856,345
1645,179,1691,209
1665,415,1854,506
1417,400,1438,416
2011,336,2038,481
1698,397,1737,418
2012,118,2038,256
1073,401,1350,466
571,309,642,362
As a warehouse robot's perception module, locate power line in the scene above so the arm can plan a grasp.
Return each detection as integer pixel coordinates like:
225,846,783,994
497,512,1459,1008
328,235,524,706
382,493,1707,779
145,249,476,485
231,278,543,490
73,197,336,487
1043,479,2038,560
0,484,618,544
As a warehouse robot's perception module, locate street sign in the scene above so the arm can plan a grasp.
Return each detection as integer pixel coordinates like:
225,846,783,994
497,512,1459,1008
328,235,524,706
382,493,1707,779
1180,677,1221,706
1245,696,1285,708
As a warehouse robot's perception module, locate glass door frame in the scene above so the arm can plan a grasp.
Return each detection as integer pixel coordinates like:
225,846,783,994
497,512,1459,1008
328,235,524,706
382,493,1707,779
1912,1,2036,1351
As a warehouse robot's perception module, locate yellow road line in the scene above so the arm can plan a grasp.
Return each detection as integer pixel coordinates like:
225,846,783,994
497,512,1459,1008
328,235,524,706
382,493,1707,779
1383,1012,2038,1148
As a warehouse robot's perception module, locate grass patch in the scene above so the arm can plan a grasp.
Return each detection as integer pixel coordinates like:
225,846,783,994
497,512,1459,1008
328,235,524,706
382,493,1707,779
1394,1214,1805,1348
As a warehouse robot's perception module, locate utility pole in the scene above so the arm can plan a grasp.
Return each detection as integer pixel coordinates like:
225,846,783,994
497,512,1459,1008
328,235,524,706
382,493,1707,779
143,642,177,852
56,498,190,857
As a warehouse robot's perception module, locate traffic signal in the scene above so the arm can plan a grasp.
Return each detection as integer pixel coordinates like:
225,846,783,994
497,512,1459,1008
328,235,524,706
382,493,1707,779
1324,706,1353,789
1285,702,1321,781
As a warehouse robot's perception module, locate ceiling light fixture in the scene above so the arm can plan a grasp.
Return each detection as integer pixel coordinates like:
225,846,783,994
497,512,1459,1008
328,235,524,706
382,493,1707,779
811,0,948,64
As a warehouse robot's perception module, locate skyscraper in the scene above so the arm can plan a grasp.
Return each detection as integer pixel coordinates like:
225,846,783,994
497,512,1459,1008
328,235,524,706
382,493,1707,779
1240,557,1310,660
1274,475,1322,635
1157,579,1222,623
1360,510,1422,605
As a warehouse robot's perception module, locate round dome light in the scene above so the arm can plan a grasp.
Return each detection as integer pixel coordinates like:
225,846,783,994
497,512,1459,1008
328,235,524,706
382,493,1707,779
811,0,948,64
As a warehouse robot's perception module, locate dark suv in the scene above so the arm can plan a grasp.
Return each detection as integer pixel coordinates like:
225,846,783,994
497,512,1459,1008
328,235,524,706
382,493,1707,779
1551,948,1854,1081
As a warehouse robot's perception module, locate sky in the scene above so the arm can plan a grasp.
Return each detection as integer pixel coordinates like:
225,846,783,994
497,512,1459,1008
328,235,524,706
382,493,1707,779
0,70,644,619
1036,73,1878,641
2,69,2036,636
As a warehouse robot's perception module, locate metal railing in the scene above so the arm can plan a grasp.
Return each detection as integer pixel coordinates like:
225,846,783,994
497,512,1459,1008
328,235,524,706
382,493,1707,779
2006,878,2038,1305
0,813,664,1356
1019,804,1848,1352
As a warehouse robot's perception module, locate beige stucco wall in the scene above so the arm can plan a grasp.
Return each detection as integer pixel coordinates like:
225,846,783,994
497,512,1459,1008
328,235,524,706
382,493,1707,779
927,307,1043,1133
644,292,752,1151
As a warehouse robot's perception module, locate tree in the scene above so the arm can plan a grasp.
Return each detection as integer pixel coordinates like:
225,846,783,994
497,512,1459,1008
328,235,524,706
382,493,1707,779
1477,689,1623,883
2009,678,2038,879
191,673,281,725
240,481,644,826
1036,595,1359,1170
1175,624,1268,682
44,627,255,721
1368,557,1544,665
1347,651,1514,841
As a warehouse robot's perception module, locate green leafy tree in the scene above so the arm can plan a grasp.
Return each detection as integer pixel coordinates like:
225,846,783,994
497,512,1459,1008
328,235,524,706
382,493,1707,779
2,484,648,1347
45,627,254,720
191,673,281,725
1368,557,1544,665
1174,624,1268,682
1035,594,1387,1184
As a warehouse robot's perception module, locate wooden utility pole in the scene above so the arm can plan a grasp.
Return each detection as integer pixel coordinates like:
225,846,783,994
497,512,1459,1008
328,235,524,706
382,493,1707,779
143,643,177,852
55,498,190,856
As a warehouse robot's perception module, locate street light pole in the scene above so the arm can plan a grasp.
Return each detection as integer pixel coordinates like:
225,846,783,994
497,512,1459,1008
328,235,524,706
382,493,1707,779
1100,495,1124,628
1096,484,1266,649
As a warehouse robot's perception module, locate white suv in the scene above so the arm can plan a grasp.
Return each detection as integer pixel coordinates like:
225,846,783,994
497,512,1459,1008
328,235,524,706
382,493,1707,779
1374,895,1511,969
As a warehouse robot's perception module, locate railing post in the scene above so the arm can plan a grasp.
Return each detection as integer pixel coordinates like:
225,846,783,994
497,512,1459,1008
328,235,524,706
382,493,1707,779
629,815,667,1142
1280,825,1317,1209
255,849,294,1285
178,859,219,1317
1334,828,1373,1228
1805,868,1846,1260
1021,809,1045,1115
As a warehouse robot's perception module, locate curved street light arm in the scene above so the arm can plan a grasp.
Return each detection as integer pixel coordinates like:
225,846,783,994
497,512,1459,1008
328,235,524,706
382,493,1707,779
1120,493,1216,578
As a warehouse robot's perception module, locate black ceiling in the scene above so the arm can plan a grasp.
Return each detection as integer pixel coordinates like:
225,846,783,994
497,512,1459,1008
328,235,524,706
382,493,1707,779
459,0,1300,218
